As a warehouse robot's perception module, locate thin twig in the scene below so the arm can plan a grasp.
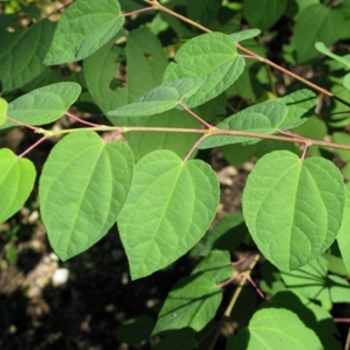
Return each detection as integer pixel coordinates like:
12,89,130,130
345,325,350,350
143,0,350,109
123,7,154,17
179,102,213,128
32,124,350,152
19,136,48,158
183,134,206,162
224,254,260,317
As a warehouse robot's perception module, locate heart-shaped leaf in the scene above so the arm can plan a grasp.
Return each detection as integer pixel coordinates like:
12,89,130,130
242,150,345,271
39,131,134,261
117,150,220,280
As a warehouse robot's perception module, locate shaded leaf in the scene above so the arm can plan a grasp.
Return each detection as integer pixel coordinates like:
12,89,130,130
153,329,196,350
281,257,350,303
226,308,322,349
0,19,56,91
261,291,341,350
114,315,155,344
153,273,222,334
191,213,247,257
278,89,317,130
191,250,233,284
243,0,288,31
294,5,344,63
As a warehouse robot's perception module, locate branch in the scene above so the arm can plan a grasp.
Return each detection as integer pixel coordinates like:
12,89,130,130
224,254,260,317
143,0,350,109
34,125,350,152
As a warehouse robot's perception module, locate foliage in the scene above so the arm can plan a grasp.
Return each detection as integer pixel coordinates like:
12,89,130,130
1,0,350,348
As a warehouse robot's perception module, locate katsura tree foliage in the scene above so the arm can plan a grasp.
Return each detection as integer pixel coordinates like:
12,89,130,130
2,0,350,348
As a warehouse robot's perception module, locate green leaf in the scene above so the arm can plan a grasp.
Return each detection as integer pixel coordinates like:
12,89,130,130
163,32,245,108
39,131,134,261
198,101,288,149
315,42,350,69
281,257,350,303
0,149,36,224
262,291,341,350
191,250,234,284
191,213,247,257
242,150,345,271
153,273,222,334
0,98,8,126
0,19,56,91
125,109,201,162
2,82,82,129
243,0,288,31
44,0,124,65
343,73,350,91
229,29,261,42
153,329,197,350
226,308,322,349
117,150,220,280
84,28,168,115
277,89,317,130
333,132,350,162
294,5,344,63
337,184,350,275
114,315,155,344
107,78,203,117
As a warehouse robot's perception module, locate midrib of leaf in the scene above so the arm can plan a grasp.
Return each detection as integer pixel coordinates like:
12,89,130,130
45,141,104,231
133,162,185,272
